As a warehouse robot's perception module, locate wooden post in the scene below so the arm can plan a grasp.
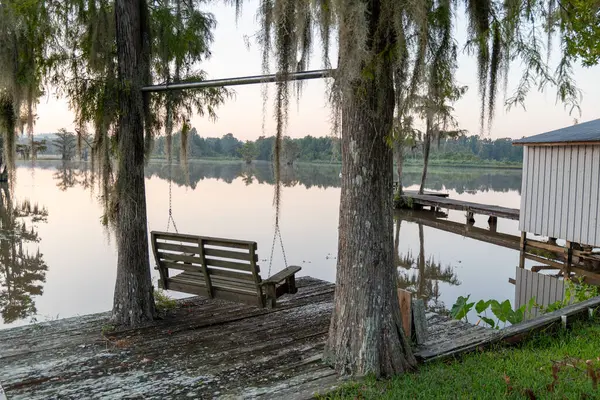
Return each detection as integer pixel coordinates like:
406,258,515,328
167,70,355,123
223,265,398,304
411,299,427,345
519,231,527,269
466,211,475,224
565,241,573,277
397,289,412,339
488,216,497,232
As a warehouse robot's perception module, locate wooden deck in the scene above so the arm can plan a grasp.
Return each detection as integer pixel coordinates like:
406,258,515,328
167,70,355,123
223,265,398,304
1,276,597,399
0,277,487,399
401,193,520,220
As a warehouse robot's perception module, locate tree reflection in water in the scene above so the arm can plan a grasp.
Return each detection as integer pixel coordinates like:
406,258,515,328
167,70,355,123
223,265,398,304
0,184,49,324
395,215,460,315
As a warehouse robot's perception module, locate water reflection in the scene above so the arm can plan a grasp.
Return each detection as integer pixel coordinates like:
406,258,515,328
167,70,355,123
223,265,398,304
395,216,461,315
53,161,93,191
141,161,522,193
0,184,49,324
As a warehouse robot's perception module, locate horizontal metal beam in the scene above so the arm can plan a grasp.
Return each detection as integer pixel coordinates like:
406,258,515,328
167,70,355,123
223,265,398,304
141,69,334,93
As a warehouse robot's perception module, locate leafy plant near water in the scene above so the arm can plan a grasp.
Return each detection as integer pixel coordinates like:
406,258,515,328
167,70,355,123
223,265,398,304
451,279,599,329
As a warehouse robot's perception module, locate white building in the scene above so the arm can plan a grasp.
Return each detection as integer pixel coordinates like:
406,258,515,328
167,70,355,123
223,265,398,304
513,118,600,247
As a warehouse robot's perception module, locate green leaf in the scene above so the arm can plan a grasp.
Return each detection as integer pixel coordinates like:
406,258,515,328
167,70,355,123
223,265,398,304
451,295,475,321
475,299,491,314
479,316,496,329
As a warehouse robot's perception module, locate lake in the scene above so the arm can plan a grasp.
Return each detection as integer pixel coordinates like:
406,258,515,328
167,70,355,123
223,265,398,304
0,160,525,329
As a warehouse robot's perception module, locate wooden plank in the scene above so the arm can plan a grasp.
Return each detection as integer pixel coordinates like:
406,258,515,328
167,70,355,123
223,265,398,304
151,232,169,284
519,231,527,269
263,266,302,284
249,242,264,305
159,260,204,273
151,231,201,244
171,273,255,295
411,299,427,345
399,194,519,220
207,267,255,281
203,247,256,262
198,238,213,298
397,289,412,339
158,251,202,265
526,239,564,253
205,257,254,272
155,241,199,255
203,238,255,249
524,254,565,270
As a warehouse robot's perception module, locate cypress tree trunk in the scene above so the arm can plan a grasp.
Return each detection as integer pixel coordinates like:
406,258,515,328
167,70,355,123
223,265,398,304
323,0,416,377
394,140,404,198
112,0,156,326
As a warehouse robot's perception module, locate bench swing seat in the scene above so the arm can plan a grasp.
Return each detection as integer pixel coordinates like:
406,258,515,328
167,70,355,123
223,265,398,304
151,231,301,308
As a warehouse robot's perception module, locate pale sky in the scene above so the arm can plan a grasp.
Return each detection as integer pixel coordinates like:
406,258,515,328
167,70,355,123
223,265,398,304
34,0,600,141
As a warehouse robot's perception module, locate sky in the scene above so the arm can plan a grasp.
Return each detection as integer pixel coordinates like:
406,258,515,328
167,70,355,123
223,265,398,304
34,0,600,141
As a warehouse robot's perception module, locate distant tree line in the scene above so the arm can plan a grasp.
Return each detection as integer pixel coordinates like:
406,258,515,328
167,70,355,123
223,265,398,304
151,129,522,165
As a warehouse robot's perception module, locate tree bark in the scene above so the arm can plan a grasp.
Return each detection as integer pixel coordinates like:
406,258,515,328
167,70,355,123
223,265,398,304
323,0,416,377
112,0,156,326
394,140,404,198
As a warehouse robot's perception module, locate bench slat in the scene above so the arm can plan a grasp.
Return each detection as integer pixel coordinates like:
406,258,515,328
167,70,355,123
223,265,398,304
152,231,201,244
158,260,203,273
177,271,256,290
158,251,202,265
205,257,254,272
168,280,261,306
203,247,256,262
263,266,302,284
208,267,255,281
155,242,199,255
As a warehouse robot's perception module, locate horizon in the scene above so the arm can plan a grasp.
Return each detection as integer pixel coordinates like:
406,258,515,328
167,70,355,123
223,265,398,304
34,0,600,141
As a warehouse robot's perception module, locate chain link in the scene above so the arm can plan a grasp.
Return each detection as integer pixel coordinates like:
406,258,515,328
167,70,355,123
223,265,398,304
166,157,178,233
267,224,288,278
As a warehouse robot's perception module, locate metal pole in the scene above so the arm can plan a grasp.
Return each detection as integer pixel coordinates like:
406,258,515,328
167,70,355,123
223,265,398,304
141,69,334,93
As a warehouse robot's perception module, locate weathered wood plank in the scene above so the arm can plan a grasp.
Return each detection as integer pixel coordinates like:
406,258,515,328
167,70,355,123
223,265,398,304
205,257,254,272
400,193,520,220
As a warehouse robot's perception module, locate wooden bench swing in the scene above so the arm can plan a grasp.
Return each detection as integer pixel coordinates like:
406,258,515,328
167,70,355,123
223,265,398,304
151,153,300,308
151,231,301,308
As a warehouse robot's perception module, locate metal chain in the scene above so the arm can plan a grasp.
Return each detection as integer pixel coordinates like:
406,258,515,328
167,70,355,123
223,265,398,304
267,224,288,277
166,158,178,233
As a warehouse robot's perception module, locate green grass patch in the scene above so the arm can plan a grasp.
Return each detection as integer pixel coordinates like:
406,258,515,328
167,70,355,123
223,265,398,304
154,288,177,313
321,321,600,399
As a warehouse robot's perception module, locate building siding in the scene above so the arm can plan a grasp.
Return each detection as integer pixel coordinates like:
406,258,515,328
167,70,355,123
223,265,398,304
519,145,600,246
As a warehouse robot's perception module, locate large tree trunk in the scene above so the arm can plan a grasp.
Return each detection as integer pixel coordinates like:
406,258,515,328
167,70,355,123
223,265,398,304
323,0,416,377
394,140,404,198
112,0,156,326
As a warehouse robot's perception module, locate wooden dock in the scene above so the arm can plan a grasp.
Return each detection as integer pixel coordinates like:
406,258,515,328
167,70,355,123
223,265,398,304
0,277,488,399
400,193,520,221
1,276,598,399
399,210,600,285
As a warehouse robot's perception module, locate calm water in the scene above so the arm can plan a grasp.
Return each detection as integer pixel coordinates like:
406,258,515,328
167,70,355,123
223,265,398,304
0,160,525,329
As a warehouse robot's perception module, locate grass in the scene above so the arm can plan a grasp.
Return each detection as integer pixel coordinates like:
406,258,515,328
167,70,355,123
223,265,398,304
321,320,600,399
